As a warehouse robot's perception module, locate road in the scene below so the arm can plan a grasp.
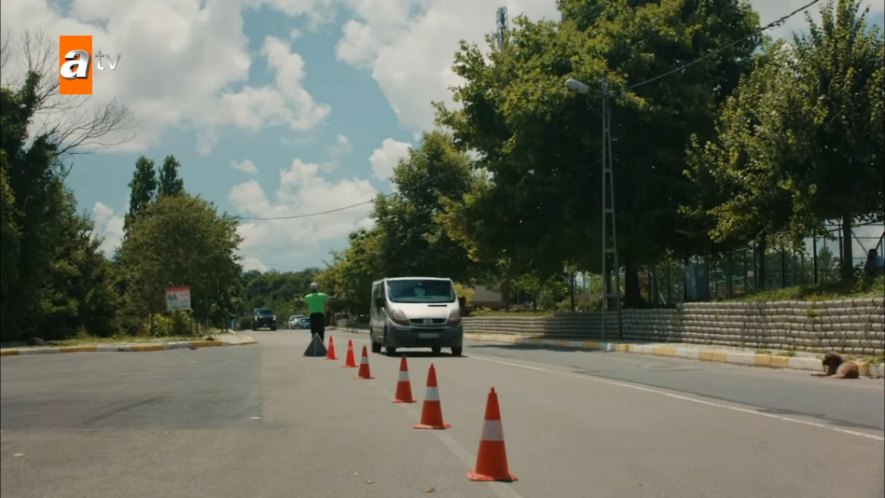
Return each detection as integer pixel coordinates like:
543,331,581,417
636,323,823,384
2,330,883,498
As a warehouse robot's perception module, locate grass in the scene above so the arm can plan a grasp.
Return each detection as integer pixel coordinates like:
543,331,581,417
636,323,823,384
729,276,884,302
1,328,232,349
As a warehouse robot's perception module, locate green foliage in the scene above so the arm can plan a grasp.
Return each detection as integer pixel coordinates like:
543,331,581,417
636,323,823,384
158,155,185,197
686,0,884,281
142,311,198,337
239,268,319,323
319,228,384,314
0,72,120,342
732,275,883,302
319,131,482,315
118,194,242,330
373,130,479,281
125,156,157,232
436,0,760,288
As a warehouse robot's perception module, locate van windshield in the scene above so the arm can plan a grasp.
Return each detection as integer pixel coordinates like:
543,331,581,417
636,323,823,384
386,280,455,303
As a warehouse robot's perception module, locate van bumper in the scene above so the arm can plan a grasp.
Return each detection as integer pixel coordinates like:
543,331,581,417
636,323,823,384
387,323,463,349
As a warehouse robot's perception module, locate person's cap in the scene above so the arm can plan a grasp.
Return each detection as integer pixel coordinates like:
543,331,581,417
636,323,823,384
310,282,319,290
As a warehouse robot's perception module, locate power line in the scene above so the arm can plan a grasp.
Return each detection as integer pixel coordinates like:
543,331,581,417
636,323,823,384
626,0,822,90
232,166,468,222
236,0,824,223
234,199,374,221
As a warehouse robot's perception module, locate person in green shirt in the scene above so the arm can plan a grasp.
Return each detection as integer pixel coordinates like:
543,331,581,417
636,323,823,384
303,282,335,341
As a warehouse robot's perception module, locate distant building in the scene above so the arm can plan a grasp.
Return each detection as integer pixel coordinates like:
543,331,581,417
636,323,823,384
472,284,504,309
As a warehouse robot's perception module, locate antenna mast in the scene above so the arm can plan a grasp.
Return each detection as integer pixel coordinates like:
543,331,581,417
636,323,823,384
496,6,508,51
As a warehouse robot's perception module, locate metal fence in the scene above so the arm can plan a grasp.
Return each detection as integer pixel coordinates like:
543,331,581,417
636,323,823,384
644,221,884,304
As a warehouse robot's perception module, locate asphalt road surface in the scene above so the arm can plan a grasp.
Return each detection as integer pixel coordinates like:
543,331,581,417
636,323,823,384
2,330,883,498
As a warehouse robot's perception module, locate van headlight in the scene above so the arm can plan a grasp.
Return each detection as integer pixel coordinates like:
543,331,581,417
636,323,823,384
389,309,409,326
446,308,461,325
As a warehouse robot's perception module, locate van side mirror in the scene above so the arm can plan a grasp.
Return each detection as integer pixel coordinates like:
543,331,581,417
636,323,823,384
375,297,384,308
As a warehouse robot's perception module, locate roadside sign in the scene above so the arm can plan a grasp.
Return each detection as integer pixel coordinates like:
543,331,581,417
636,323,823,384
165,286,191,311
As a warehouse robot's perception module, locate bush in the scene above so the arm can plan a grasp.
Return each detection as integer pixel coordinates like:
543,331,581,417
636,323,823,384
141,311,197,337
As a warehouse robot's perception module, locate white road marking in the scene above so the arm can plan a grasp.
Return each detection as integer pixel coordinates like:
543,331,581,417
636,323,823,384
364,374,526,498
470,354,885,443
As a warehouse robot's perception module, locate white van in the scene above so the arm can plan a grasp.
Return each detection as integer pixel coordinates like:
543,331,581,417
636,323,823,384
369,277,463,356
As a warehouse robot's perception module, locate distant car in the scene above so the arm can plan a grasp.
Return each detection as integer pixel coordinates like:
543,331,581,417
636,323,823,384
296,317,311,329
252,308,277,330
287,315,306,329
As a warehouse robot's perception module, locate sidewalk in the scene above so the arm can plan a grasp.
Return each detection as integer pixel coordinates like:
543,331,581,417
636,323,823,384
333,326,884,379
0,332,257,356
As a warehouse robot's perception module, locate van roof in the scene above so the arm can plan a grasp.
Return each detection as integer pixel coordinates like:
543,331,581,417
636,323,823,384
374,277,453,283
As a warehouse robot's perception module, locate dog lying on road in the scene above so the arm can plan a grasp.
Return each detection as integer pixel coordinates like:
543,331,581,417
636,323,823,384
811,352,859,379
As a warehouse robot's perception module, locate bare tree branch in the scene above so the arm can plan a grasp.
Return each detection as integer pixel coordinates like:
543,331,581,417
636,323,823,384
1,29,136,156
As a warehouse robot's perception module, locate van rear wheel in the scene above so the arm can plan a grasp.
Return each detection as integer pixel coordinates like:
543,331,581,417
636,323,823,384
451,346,462,356
431,347,441,355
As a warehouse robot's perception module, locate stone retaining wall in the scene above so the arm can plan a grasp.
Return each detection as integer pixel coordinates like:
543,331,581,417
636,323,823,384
463,298,885,355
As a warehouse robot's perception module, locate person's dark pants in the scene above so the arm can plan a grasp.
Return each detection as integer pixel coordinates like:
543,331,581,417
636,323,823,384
309,313,326,341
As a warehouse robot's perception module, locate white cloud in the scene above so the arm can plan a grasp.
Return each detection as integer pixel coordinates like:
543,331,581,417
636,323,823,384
322,133,353,171
0,0,331,153
92,202,125,256
750,0,883,40
230,158,377,270
369,137,412,180
221,36,331,132
231,159,259,174
336,0,560,132
196,131,218,156
247,0,338,27
338,0,883,134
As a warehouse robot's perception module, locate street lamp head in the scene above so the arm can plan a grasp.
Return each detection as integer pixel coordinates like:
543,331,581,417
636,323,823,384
565,78,590,94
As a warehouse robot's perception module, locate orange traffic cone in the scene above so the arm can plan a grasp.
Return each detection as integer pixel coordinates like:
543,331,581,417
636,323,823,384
467,387,517,482
343,339,357,368
392,356,416,403
356,345,374,379
325,335,338,360
414,363,450,429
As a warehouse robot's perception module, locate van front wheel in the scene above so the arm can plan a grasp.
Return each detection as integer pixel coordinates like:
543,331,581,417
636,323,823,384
451,346,462,356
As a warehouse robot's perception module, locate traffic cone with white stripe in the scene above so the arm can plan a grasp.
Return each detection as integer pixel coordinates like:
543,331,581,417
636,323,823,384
343,339,357,368
356,344,374,379
325,335,338,360
467,387,517,482
414,363,450,429
392,356,416,403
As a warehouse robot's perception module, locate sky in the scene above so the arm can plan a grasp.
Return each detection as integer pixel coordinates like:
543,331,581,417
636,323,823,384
1,0,883,273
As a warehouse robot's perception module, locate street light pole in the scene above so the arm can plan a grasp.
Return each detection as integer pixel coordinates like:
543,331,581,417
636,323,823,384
565,77,623,342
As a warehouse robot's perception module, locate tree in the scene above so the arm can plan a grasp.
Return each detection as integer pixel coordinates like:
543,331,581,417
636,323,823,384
318,228,384,315
683,41,800,288
158,155,185,197
0,30,133,156
686,0,884,282
436,1,761,305
789,0,884,279
125,156,157,232
1,72,120,341
240,268,319,321
34,189,121,339
372,131,479,281
118,194,243,331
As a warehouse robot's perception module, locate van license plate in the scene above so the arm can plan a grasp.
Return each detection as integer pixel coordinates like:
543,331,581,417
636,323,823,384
418,333,439,339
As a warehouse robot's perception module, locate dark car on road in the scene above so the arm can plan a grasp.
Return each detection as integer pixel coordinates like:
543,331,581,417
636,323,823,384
252,308,277,330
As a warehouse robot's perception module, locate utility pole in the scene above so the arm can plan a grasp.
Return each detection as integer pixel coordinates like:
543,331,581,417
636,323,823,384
600,79,623,341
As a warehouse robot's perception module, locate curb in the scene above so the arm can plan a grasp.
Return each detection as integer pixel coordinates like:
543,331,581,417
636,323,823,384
0,337,257,356
465,333,885,379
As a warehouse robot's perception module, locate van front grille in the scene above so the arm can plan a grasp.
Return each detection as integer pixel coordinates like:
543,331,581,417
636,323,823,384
409,318,446,325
